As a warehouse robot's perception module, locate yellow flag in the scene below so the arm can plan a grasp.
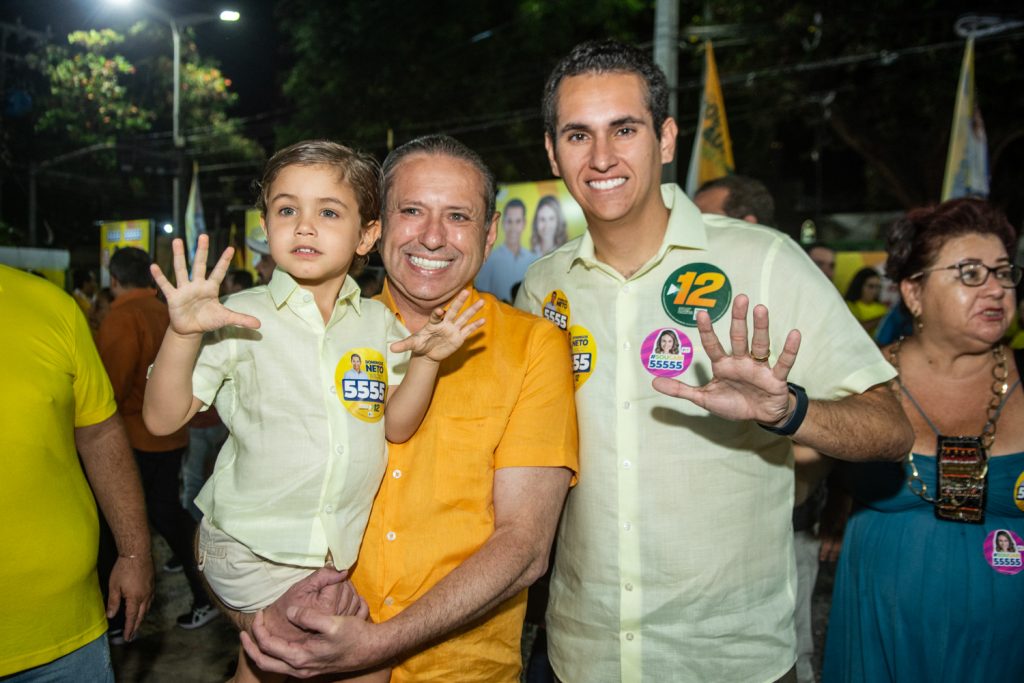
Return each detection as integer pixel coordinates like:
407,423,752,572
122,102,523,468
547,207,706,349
686,40,735,196
941,37,989,200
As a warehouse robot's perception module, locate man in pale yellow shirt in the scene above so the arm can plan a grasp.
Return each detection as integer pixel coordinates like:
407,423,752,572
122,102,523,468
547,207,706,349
515,40,913,683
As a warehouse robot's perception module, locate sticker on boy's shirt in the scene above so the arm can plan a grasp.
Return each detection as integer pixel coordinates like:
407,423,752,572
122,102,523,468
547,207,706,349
661,263,732,327
640,327,693,378
542,290,571,330
569,325,596,390
984,528,1024,575
1015,471,1024,513
335,348,388,423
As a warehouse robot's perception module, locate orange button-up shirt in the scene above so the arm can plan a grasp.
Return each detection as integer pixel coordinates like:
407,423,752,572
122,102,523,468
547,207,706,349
351,285,578,682
97,287,188,452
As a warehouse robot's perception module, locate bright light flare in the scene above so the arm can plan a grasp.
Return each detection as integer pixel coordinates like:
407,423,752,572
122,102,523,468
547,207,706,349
162,223,174,234
219,10,241,22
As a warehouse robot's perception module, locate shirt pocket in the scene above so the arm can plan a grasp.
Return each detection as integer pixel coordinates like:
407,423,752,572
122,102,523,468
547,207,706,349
431,415,496,513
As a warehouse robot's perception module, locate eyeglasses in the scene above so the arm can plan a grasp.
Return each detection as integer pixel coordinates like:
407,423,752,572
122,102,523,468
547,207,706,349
911,261,1022,288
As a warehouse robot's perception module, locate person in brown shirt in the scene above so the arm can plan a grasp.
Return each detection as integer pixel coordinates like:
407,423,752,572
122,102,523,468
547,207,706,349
97,247,218,631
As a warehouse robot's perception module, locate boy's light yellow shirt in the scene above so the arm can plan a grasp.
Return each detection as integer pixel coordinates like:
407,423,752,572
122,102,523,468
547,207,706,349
193,270,409,568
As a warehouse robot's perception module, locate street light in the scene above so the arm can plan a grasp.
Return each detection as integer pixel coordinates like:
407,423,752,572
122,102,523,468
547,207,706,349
107,1,239,238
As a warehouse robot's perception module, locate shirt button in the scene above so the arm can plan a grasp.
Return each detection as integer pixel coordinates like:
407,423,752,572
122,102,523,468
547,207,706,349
383,597,394,606
324,504,334,513
386,531,396,541
623,401,630,409
625,582,634,591
622,285,631,294
335,445,344,455
623,459,631,469
623,521,632,531
392,469,402,479
622,341,631,350
625,632,635,641
329,385,337,394
303,294,312,303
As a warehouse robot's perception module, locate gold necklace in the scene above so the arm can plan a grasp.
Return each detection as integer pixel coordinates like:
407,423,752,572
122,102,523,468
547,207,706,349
889,340,1013,523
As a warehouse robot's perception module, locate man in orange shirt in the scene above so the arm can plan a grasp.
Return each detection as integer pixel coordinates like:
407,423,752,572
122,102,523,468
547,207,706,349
241,135,579,682
97,247,218,632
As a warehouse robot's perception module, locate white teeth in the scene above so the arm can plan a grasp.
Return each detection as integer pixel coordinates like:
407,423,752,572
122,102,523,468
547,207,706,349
588,178,626,190
294,247,318,254
409,255,451,271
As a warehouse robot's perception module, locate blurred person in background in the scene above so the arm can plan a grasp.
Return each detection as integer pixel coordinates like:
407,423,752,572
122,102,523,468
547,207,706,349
823,198,1024,682
530,195,568,257
844,267,888,334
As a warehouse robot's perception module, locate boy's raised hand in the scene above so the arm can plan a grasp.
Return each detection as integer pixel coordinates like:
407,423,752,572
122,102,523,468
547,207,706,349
151,235,260,336
391,289,484,361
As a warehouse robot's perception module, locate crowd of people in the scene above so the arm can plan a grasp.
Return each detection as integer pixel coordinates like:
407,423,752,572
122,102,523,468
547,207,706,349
3,38,1022,683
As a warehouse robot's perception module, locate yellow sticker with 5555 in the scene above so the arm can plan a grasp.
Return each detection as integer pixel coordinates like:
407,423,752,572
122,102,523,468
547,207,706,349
661,263,732,327
335,348,388,423
568,325,596,390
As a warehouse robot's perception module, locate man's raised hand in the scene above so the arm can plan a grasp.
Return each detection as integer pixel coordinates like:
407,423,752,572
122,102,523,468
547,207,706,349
652,294,801,427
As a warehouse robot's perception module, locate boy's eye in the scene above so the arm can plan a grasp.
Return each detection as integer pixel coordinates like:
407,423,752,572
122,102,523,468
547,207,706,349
278,207,296,216
321,209,338,218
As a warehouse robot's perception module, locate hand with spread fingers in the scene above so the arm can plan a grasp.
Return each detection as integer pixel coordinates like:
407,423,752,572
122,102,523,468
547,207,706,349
150,234,261,337
652,294,802,428
390,289,485,361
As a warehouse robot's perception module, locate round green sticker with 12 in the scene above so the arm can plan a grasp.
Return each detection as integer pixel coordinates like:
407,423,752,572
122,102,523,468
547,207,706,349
661,262,732,327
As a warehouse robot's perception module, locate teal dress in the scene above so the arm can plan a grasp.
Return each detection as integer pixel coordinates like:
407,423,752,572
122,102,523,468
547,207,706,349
822,452,1024,681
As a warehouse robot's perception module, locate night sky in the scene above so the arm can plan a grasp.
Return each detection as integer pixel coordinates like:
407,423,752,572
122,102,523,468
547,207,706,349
0,0,279,118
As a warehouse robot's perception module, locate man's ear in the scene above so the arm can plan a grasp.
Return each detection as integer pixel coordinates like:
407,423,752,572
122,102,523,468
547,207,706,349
357,220,382,256
659,117,678,165
544,133,562,178
483,212,499,261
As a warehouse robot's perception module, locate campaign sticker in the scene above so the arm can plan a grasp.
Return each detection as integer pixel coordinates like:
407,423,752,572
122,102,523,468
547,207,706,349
1015,471,1024,513
335,348,388,423
568,325,596,391
984,529,1024,575
661,263,732,327
640,328,693,378
542,290,571,330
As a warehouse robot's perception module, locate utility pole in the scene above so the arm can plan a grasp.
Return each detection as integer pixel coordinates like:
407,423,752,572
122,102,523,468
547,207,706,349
654,0,680,182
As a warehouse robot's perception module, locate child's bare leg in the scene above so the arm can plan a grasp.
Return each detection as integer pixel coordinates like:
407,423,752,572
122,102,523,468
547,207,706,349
228,644,286,683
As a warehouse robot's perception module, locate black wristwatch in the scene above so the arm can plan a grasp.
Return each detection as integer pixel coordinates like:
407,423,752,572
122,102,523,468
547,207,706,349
759,382,808,436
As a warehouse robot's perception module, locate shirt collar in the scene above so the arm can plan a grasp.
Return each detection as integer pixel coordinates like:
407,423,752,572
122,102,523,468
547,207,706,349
378,279,483,325
567,184,708,273
267,268,362,314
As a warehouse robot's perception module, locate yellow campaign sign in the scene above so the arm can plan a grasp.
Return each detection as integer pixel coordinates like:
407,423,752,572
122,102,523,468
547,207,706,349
99,219,152,286
685,40,735,196
245,208,263,281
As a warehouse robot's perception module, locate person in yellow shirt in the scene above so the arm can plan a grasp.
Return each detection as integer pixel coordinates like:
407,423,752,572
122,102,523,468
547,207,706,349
238,135,579,682
516,39,913,683
0,265,152,679
845,267,889,334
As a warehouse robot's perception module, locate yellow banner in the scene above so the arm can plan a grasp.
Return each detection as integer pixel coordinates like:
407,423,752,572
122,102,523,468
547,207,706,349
685,40,735,196
941,37,989,200
99,219,152,286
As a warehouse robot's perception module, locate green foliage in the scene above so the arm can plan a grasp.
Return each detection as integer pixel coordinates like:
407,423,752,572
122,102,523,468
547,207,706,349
33,29,153,147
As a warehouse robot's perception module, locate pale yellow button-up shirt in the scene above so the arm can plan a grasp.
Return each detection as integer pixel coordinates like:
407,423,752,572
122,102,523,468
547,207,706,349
193,270,408,568
517,185,894,683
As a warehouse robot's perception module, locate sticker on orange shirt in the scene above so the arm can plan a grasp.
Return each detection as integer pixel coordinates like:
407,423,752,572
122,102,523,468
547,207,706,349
542,289,570,330
569,325,596,390
335,348,388,423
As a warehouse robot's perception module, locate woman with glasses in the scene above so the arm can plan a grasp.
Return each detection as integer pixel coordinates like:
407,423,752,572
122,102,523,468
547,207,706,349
823,198,1024,682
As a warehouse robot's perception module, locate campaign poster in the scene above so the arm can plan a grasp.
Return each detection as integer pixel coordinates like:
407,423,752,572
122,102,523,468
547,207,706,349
99,219,152,286
475,180,587,302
